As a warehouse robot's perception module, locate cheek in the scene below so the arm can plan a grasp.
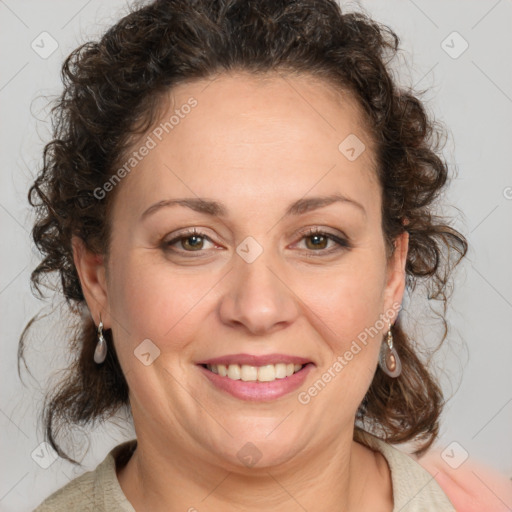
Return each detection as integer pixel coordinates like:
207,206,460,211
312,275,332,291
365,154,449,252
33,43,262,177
108,251,218,350
298,254,388,345
295,260,387,410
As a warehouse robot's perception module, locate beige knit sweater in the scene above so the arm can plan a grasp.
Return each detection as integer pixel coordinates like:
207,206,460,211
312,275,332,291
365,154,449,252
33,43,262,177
34,431,455,511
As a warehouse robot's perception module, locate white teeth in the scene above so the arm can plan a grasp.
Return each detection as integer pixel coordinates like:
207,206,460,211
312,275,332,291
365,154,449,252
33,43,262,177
258,364,275,382
227,364,241,380
240,364,258,381
275,363,287,379
206,362,305,382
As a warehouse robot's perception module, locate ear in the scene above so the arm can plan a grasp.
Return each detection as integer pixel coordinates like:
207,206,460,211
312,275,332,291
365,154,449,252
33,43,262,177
72,236,110,328
383,230,409,323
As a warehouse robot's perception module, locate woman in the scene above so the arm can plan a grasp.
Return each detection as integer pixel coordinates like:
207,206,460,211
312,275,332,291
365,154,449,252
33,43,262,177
22,0,478,510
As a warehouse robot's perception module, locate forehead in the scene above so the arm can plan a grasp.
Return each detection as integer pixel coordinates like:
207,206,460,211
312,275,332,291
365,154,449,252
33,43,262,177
112,71,379,219
166,71,374,162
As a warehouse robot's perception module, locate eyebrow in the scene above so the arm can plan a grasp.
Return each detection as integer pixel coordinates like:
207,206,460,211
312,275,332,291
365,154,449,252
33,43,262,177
140,193,366,221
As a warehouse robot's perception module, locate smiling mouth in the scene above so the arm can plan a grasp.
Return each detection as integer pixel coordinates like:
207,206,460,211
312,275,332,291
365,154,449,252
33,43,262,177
201,363,305,383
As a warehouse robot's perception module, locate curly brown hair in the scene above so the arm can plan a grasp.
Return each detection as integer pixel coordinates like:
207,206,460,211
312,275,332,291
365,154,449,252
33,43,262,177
20,0,467,464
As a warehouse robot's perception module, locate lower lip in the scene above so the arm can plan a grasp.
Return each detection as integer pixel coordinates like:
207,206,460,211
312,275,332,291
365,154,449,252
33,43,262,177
198,363,314,401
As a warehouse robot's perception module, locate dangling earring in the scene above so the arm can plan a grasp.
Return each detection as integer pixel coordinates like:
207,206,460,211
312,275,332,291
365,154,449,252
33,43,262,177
378,321,401,378
94,314,107,364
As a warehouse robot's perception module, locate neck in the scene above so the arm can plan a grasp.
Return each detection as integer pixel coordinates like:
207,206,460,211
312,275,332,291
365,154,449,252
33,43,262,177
117,427,386,511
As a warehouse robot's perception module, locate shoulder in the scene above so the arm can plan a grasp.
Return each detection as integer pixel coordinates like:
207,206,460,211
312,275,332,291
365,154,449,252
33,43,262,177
355,429,456,511
415,447,512,512
33,440,136,512
33,468,97,512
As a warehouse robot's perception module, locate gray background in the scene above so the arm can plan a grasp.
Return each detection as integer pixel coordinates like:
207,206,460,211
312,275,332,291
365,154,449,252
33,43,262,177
1,0,511,510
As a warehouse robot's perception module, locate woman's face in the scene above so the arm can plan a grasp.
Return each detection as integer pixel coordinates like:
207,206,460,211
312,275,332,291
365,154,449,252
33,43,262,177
77,72,407,470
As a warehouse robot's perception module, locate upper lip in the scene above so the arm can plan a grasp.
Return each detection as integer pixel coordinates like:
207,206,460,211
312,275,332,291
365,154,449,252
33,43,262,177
197,353,313,366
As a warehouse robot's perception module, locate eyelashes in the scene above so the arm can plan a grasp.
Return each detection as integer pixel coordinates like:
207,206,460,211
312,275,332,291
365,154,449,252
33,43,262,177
162,227,351,258
298,227,351,253
164,228,214,253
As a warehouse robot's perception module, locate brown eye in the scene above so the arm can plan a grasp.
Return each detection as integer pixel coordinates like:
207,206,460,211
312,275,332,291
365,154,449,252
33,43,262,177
295,228,351,256
180,234,205,251
163,229,215,254
305,233,329,250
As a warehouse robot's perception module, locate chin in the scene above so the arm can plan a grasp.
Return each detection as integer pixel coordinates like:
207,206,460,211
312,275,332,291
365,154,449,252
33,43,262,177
207,424,308,471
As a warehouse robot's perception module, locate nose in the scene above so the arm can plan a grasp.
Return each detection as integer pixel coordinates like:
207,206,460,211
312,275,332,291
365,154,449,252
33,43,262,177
218,250,299,336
